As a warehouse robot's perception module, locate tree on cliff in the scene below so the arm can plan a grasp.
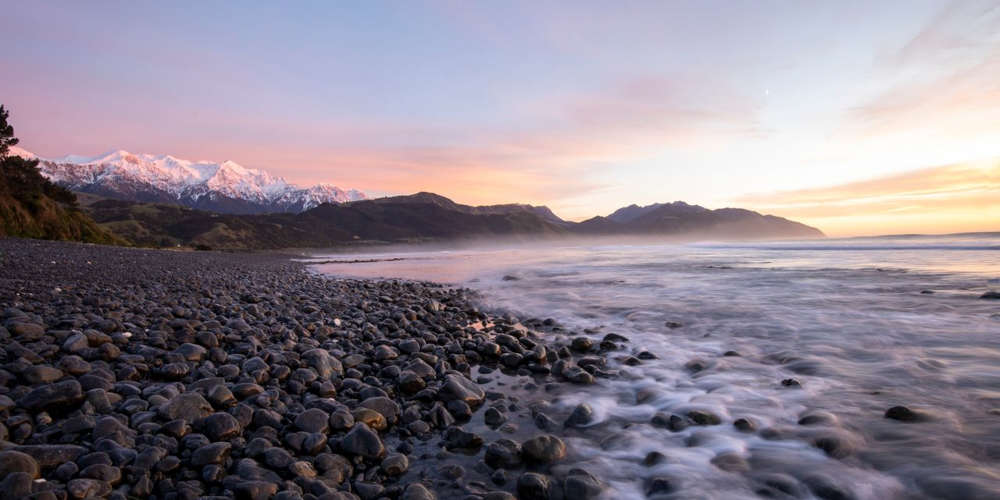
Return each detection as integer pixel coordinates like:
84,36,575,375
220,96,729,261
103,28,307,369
0,105,19,159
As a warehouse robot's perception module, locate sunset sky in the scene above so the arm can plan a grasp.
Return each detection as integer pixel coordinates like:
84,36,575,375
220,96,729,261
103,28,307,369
2,1,998,236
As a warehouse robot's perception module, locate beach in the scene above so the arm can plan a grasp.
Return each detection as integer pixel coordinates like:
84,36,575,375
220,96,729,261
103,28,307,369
0,238,607,500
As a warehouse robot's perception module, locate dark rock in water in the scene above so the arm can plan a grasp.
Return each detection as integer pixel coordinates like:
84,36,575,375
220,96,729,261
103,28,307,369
445,427,484,451
533,411,559,431
642,451,666,466
723,350,741,357
781,378,802,388
798,411,838,426
920,290,935,295
571,337,593,352
562,365,595,384
340,423,386,459
517,472,552,500
484,439,522,469
0,450,40,479
651,412,688,432
665,321,683,329
484,491,516,500
980,291,1000,299
885,405,925,422
711,452,750,472
564,468,604,499
646,477,674,495
521,434,567,464
484,407,507,427
687,410,721,426
439,374,486,406
804,474,855,500
381,453,409,476
402,482,437,500
564,403,595,428
447,399,473,420
813,434,854,459
733,417,756,432
17,379,83,412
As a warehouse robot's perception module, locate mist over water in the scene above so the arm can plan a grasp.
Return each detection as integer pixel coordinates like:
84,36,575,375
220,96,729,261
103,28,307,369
308,235,1000,499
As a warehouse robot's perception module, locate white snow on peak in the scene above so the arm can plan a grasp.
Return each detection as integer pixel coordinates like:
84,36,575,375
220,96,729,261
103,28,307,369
15,147,367,210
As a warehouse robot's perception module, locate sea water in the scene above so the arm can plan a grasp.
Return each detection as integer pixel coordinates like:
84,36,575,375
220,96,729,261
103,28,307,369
309,234,1000,499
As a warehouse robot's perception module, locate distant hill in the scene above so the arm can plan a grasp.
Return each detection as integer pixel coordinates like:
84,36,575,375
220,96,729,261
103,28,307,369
81,192,570,249
78,192,822,250
578,201,823,239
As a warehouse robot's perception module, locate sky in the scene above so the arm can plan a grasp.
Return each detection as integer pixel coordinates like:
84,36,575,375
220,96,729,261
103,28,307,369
2,0,998,236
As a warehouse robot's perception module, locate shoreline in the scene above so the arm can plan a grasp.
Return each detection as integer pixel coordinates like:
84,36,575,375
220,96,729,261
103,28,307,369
0,238,613,500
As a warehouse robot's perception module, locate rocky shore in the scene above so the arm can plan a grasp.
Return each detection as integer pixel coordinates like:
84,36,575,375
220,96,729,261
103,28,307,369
0,238,619,500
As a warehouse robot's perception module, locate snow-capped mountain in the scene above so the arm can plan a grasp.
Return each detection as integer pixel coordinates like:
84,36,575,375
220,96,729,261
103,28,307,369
10,146,366,214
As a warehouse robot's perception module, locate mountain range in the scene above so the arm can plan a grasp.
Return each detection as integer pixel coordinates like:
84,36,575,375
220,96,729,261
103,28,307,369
11,147,366,214
76,191,822,250
5,147,823,249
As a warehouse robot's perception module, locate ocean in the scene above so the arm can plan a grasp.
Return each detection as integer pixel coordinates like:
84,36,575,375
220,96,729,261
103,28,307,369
308,234,1000,499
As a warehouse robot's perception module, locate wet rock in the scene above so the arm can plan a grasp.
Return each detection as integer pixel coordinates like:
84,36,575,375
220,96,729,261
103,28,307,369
402,482,437,500
67,478,112,499
521,434,567,464
570,337,593,352
564,403,595,428
781,378,802,388
981,291,1000,299
439,374,485,406
381,453,409,476
14,445,87,468
444,427,484,451
0,450,39,479
484,439,522,469
0,472,32,498
22,365,63,385
340,423,386,459
352,407,387,431
733,417,756,432
646,477,674,495
687,410,721,426
711,452,750,472
564,468,604,499
232,480,279,500
17,379,83,412
642,451,666,466
329,409,355,431
484,407,506,427
360,396,401,425
885,405,925,422
198,412,242,441
295,408,330,433
160,392,214,422
517,472,552,500
191,442,231,466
